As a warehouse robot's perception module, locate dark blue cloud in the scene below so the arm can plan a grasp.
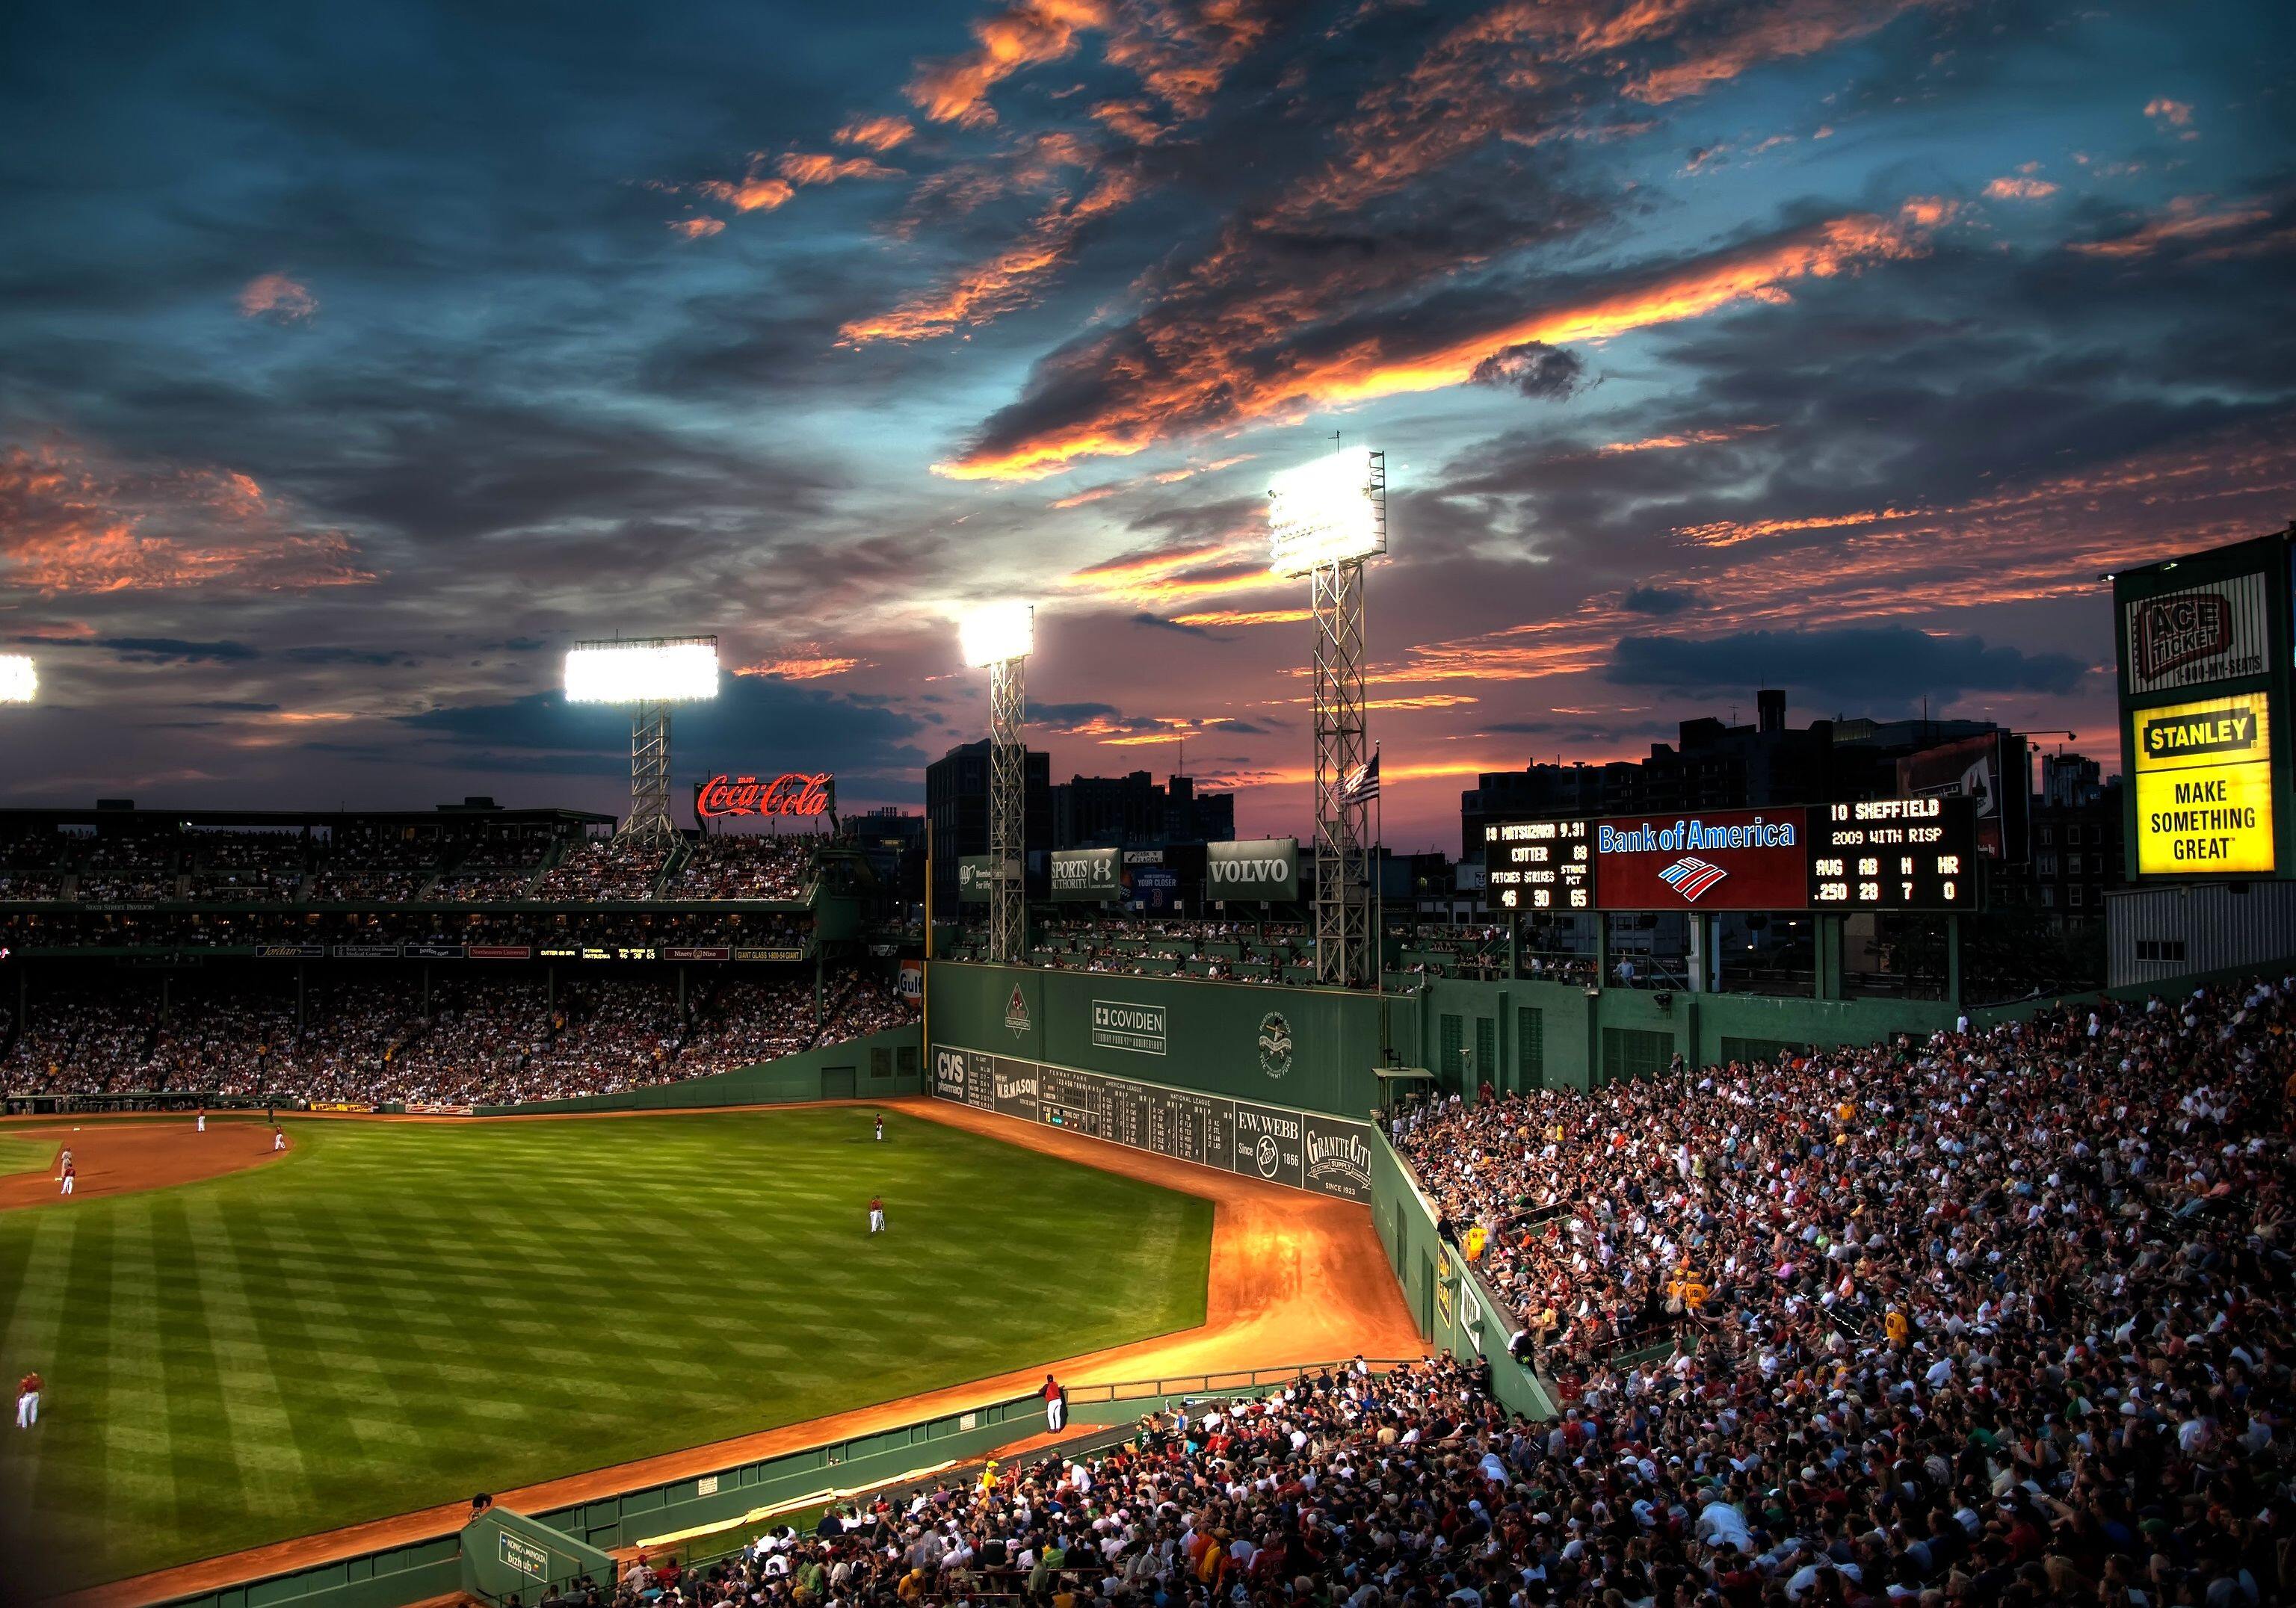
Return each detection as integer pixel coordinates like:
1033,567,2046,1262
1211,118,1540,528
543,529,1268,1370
1605,628,2087,705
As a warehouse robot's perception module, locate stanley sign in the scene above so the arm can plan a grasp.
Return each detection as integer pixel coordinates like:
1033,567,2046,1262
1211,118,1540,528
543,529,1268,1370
2132,692,2277,876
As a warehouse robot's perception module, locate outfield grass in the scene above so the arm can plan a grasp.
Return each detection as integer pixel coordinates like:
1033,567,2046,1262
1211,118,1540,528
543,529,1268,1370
0,1110,1214,1592
0,1132,55,1178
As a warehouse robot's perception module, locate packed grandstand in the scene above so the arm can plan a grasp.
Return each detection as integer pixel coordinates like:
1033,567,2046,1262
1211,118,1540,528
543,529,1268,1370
626,976,2289,1608
1,971,912,1104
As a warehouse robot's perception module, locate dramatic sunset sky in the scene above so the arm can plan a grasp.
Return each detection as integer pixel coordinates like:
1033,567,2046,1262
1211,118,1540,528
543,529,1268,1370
2,0,2290,847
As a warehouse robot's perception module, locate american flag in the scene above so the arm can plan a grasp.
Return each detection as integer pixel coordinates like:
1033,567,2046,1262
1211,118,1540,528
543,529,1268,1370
1340,750,1380,803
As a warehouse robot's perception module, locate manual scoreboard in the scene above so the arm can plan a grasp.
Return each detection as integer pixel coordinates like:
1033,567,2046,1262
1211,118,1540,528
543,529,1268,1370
1806,797,1976,910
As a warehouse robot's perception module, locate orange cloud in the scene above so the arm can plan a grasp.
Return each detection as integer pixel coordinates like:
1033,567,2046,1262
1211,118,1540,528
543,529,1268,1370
1627,0,1940,103
842,168,1138,343
238,273,316,323
696,171,795,214
670,217,726,240
742,653,863,680
1596,424,1771,454
835,114,915,152
776,152,901,186
1676,507,1926,548
907,0,1107,127
939,208,1934,481
0,438,375,595
2144,97,2193,128
2070,195,2271,259
1051,483,1123,510
1984,176,2058,200
1170,607,1312,627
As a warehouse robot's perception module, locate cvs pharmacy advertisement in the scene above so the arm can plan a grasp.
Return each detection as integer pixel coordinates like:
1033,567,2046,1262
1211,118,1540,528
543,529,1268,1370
1593,807,1809,910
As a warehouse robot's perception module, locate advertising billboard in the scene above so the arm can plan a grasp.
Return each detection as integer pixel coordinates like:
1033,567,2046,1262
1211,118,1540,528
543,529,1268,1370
1049,847,1122,902
1592,808,1809,910
1205,837,1300,903
2131,691,2277,875
2122,572,2272,696
956,854,1006,903
695,771,833,823
1895,733,2028,861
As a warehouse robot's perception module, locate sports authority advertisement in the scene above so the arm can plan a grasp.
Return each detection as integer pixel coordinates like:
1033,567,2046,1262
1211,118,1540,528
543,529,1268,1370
933,1043,1374,1202
1049,847,1122,902
1592,808,1809,910
1206,837,1300,903
2130,691,2277,875
2122,572,2271,696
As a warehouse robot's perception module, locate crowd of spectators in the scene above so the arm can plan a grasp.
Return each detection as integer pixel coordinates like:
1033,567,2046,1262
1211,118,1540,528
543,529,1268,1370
670,835,816,900
0,909,814,952
3,968,913,1104
536,840,671,901
1377,977,2289,1604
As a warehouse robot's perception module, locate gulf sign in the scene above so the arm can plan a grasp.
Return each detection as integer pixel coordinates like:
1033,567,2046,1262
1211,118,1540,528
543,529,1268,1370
1593,808,1809,910
696,771,832,820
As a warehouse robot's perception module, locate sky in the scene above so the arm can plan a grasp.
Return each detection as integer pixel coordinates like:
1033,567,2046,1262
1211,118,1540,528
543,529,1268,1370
1,0,2291,851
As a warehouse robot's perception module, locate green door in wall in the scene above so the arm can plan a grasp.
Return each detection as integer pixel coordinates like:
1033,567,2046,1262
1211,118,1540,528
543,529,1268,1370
1475,1017,1497,1092
1517,1006,1545,1089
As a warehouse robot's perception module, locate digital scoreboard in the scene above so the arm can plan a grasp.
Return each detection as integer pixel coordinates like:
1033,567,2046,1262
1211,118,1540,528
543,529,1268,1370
1805,797,1975,911
1483,797,1981,914
1482,817,1593,911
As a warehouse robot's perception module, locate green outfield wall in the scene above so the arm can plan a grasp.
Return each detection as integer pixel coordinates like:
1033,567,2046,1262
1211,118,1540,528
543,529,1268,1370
925,962,1415,1117
475,1027,921,1114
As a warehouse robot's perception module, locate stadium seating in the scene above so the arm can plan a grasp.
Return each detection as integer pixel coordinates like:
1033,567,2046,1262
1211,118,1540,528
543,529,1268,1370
655,979,2288,1608
1,969,911,1104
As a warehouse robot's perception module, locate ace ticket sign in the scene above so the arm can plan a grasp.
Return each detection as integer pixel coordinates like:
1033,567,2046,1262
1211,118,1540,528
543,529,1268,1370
2132,692,2277,876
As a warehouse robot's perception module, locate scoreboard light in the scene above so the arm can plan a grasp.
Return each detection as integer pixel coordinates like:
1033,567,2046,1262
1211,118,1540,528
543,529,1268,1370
0,654,34,705
564,639,720,704
1806,797,1977,911
1268,446,1385,577
1482,817,1592,911
957,600,1034,668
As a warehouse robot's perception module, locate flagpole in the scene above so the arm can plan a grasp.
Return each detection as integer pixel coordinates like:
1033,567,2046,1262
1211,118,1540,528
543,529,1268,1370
1373,742,1384,998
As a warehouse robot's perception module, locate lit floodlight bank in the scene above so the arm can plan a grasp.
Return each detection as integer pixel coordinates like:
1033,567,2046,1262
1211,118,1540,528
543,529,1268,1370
959,602,1034,668
564,638,720,704
0,654,34,705
1268,445,1385,578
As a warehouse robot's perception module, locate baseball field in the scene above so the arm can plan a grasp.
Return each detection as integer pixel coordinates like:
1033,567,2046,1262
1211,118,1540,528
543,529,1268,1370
0,1109,1215,1595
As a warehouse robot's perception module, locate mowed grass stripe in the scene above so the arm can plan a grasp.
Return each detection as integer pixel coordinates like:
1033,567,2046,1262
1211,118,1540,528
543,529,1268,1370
1,1110,1212,1595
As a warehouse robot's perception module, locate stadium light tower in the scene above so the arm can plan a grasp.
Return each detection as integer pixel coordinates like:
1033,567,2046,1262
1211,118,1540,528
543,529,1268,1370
564,636,719,847
0,655,34,706
1269,446,1387,988
959,602,1033,965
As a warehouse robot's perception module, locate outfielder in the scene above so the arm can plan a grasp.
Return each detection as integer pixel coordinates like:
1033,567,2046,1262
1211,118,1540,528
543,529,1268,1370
273,1126,286,1152
16,1371,40,1429
874,1113,884,1142
196,1107,206,1134
59,1157,75,1196
868,1194,885,1234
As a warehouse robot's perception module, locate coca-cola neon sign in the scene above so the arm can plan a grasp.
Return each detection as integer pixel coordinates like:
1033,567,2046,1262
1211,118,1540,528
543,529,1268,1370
697,772,833,819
